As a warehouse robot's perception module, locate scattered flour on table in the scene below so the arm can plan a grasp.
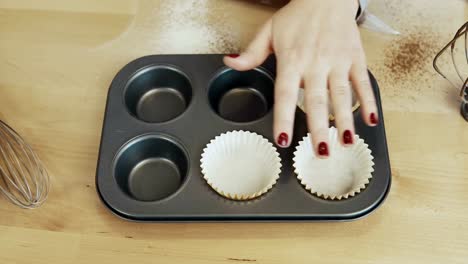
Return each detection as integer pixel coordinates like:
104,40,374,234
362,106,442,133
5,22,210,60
156,0,236,53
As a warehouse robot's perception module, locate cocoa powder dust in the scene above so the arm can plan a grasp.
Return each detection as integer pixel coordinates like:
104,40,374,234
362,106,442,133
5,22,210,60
383,32,439,84
373,30,443,102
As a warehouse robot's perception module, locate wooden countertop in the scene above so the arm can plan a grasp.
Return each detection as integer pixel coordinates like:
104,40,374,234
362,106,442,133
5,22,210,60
0,0,467,263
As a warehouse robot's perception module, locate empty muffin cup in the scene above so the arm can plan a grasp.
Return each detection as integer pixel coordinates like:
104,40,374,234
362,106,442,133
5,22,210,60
209,68,274,123
200,131,281,200
124,66,192,123
293,127,374,200
114,135,189,202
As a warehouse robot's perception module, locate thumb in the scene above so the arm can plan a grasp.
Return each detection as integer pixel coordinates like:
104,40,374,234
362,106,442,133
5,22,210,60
224,19,273,71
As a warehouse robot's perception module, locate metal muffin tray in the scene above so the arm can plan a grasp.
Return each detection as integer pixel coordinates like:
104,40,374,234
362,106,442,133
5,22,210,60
96,55,391,222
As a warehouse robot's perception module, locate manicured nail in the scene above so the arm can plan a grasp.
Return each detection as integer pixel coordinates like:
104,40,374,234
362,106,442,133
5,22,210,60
228,54,239,58
318,142,329,157
370,113,379,125
277,133,289,147
343,130,353,145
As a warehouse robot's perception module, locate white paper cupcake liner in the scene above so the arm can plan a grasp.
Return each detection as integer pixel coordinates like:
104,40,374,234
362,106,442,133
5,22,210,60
293,127,374,200
200,131,281,200
297,88,361,120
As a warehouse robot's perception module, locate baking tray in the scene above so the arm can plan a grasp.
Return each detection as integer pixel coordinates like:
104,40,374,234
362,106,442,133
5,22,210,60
96,54,391,222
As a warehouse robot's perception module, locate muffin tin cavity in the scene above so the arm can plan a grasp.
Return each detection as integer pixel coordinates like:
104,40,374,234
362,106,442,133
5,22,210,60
124,66,192,123
114,135,188,202
462,102,468,121
208,68,274,123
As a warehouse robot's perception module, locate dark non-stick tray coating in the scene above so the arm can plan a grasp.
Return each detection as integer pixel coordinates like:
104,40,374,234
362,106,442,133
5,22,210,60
96,55,391,222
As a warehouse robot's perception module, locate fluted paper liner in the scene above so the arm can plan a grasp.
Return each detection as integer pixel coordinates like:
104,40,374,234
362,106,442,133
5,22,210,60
200,131,281,200
297,88,360,121
293,127,374,200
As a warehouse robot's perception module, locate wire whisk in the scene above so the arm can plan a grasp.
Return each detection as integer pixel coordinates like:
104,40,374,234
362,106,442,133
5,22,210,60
0,120,50,209
433,21,468,109
433,21,468,120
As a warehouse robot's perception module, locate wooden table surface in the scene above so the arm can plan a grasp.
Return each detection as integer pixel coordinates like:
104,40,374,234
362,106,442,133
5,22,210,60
0,0,467,263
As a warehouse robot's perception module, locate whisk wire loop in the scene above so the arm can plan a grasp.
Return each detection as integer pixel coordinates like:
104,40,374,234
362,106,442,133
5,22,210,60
0,120,50,209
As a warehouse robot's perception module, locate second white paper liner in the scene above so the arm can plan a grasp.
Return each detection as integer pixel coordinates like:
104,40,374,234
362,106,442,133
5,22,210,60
297,88,360,121
293,127,374,200
200,131,281,200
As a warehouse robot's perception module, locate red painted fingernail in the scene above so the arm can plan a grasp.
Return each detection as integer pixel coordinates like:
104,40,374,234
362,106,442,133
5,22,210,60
277,133,289,147
318,142,329,157
370,113,379,125
228,54,239,58
343,130,353,145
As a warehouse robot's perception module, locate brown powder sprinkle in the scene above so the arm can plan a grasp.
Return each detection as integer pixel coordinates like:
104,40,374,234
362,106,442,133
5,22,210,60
383,31,439,82
374,30,443,101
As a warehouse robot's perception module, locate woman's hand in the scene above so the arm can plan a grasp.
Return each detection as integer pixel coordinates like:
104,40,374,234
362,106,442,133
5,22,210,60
224,0,378,158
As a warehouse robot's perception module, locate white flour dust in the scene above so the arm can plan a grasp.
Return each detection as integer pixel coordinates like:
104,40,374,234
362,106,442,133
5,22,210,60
156,0,236,53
